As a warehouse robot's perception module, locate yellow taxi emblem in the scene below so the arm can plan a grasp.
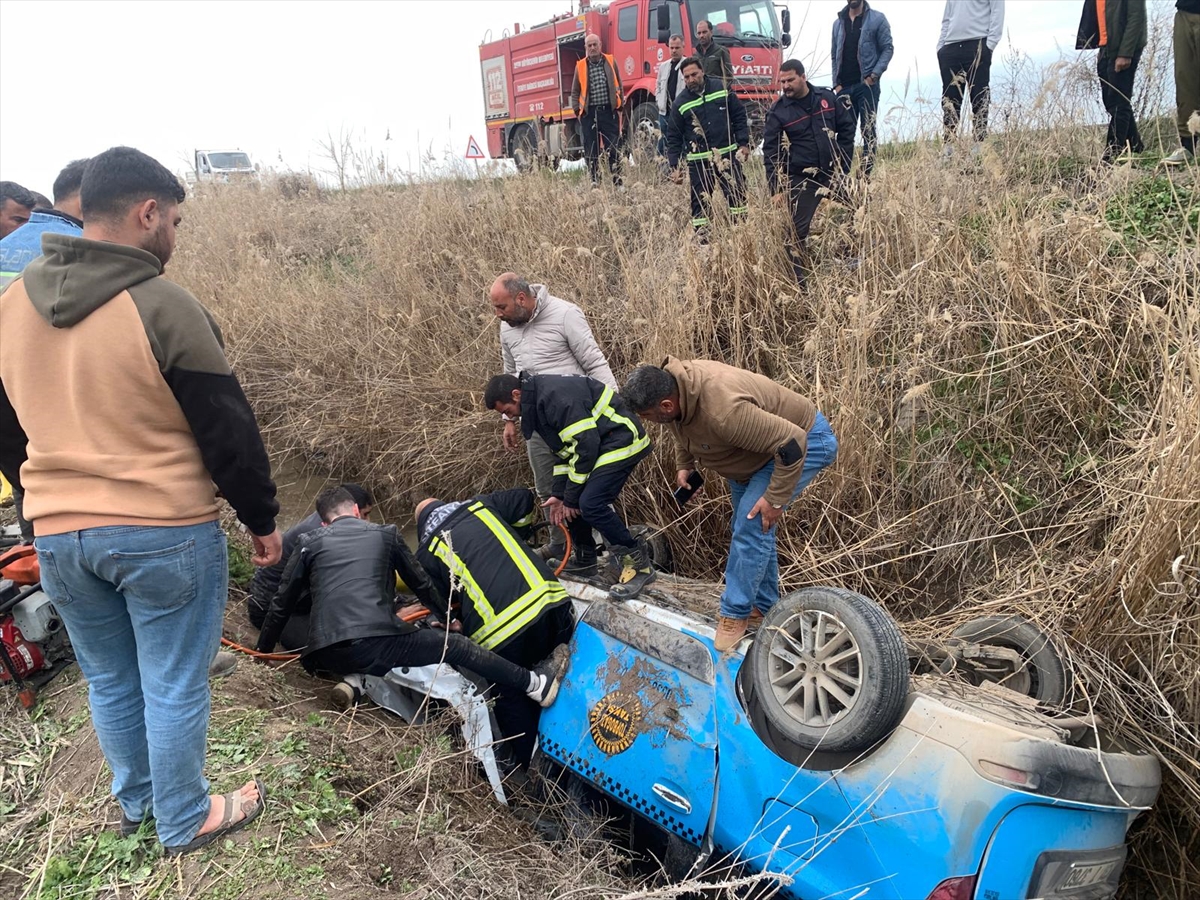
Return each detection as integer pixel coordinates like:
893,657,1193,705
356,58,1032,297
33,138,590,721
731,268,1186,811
588,691,643,756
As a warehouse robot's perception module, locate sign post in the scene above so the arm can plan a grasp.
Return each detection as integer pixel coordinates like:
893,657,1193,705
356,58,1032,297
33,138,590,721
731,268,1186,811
465,135,485,178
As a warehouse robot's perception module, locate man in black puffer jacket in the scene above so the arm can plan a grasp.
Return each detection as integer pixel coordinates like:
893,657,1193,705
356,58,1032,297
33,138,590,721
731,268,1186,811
763,59,856,283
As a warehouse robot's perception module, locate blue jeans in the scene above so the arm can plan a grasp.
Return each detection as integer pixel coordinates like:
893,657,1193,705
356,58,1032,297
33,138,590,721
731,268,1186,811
846,81,882,174
719,412,838,619
35,521,228,848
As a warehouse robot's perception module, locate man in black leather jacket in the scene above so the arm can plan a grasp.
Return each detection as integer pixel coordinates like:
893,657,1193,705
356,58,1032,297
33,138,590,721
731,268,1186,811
256,486,564,710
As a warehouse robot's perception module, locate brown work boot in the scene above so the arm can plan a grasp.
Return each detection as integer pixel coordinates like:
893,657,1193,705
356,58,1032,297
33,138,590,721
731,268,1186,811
748,608,765,630
714,616,749,652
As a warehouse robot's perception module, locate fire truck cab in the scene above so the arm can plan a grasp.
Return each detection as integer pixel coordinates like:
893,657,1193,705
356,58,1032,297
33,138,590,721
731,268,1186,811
479,0,791,169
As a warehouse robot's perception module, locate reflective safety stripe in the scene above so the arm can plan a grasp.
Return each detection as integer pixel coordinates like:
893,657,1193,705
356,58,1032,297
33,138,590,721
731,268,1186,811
692,217,711,226
512,509,537,528
677,89,729,115
553,386,646,485
429,536,496,626
460,501,568,650
686,142,738,161
729,206,747,214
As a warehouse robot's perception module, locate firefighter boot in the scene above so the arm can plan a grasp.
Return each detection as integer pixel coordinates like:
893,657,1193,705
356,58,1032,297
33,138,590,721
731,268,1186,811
554,546,599,578
608,539,656,600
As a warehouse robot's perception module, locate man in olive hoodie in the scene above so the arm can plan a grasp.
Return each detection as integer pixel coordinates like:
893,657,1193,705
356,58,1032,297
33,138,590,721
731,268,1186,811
0,147,281,855
623,359,838,651
1077,0,1148,162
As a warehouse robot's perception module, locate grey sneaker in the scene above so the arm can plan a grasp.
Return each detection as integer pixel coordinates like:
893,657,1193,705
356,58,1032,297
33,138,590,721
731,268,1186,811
208,651,238,679
331,677,364,711
1162,147,1193,166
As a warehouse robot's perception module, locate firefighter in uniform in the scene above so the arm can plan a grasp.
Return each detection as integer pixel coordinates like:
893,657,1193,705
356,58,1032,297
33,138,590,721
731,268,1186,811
570,33,624,187
665,56,750,236
762,58,856,284
415,487,575,766
484,372,654,597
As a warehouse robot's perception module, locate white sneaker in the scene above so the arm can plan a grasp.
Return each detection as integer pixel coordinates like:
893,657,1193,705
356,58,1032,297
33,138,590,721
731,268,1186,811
1162,147,1193,166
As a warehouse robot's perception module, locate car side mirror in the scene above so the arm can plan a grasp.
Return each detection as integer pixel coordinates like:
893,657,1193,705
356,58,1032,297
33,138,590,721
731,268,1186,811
780,8,791,33
781,33,791,48
656,2,670,42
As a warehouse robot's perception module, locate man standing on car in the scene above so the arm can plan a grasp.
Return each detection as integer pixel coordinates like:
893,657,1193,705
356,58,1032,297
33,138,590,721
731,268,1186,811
694,20,732,87
831,0,893,176
570,33,624,188
656,34,688,159
937,0,1005,155
0,147,281,855
1077,0,1147,163
665,57,750,237
763,59,856,285
622,359,838,652
414,487,575,766
490,272,616,563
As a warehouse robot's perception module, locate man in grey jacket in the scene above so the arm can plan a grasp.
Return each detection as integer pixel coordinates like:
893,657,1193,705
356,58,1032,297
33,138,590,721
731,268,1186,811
937,0,1005,153
490,273,617,559
655,34,687,158
831,1,894,176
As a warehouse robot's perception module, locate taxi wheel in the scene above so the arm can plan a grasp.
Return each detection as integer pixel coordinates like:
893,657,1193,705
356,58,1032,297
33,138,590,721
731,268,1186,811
950,615,1068,706
745,587,910,756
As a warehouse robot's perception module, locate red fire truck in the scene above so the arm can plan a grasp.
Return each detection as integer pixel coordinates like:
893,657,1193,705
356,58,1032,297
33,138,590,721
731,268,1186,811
479,0,792,168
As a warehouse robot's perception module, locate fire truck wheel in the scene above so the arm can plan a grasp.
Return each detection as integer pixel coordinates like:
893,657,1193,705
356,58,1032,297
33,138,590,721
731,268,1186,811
510,124,538,173
626,101,661,165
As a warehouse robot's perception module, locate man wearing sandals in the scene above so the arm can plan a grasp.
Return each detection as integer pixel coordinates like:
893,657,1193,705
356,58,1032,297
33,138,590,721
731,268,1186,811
0,147,282,854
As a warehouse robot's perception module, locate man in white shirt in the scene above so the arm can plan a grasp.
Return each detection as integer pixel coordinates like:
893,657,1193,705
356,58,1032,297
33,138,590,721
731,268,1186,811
655,34,687,159
937,0,1005,154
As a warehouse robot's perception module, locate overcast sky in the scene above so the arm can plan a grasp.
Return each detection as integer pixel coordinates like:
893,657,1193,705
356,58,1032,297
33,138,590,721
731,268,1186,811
0,0,1090,193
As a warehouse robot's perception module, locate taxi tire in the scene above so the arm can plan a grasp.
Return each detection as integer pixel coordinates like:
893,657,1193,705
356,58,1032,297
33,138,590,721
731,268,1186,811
744,587,910,758
950,615,1068,706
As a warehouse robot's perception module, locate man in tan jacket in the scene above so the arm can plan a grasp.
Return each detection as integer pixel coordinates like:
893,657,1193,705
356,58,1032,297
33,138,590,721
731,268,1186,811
623,358,838,651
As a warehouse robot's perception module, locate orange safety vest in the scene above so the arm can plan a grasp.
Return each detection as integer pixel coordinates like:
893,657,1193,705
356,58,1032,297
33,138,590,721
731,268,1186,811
574,53,623,115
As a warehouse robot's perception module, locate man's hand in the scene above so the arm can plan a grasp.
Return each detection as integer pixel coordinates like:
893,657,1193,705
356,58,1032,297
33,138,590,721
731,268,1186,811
746,497,783,533
542,496,572,526
677,469,695,489
1114,56,1132,72
736,145,750,163
834,83,843,94
251,529,283,566
864,74,878,87
562,504,581,523
670,167,684,184
502,420,521,451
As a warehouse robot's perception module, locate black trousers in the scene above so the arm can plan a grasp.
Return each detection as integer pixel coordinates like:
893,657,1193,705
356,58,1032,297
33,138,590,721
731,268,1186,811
1098,51,1143,158
688,155,746,230
938,38,993,140
581,105,622,185
303,628,532,691
568,453,646,554
490,604,575,766
785,174,830,280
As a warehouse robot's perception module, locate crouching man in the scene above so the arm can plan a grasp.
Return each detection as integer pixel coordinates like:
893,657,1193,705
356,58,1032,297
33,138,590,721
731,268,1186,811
484,372,654,598
255,487,563,711
414,487,575,766
622,359,838,651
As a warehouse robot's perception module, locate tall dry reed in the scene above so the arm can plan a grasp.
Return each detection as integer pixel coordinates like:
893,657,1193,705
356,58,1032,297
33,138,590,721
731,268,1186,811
169,50,1198,893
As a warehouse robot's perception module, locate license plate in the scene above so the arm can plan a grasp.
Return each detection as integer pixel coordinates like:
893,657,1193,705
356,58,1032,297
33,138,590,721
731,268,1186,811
1058,858,1122,891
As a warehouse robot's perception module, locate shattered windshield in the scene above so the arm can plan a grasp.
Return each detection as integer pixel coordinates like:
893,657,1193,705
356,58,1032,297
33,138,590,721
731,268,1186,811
207,152,253,169
687,0,780,43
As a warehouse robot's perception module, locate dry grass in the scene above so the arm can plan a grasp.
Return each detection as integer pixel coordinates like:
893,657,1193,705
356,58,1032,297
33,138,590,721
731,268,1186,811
168,87,1197,892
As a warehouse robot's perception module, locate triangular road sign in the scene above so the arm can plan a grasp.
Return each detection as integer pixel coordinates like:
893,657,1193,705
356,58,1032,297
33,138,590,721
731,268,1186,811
465,135,486,159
